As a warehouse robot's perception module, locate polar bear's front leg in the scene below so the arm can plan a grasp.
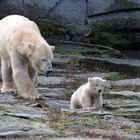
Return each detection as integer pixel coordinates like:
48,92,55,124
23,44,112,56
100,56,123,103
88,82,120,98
28,65,38,87
1,57,16,93
81,96,93,109
10,53,41,100
93,94,103,110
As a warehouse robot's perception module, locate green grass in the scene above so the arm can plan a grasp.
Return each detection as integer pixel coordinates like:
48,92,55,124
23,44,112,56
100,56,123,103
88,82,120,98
105,72,128,81
84,119,97,126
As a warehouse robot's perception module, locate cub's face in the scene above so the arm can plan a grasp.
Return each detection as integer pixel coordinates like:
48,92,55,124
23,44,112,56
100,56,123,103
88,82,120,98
88,77,106,94
28,43,55,75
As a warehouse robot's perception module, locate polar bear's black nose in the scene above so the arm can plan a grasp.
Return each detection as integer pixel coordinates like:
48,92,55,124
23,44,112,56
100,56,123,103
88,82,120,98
98,89,102,93
47,70,52,74
45,71,52,77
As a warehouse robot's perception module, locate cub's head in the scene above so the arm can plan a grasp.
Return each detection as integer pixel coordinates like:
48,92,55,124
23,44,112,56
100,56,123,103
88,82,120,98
27,42,55,76
88,77,106,94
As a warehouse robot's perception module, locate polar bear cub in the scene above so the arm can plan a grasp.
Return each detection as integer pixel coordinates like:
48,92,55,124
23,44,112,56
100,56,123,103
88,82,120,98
70,77,106,110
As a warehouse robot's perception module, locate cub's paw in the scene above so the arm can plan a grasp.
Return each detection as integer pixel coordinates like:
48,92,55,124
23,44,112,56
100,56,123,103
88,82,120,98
20,92,42,100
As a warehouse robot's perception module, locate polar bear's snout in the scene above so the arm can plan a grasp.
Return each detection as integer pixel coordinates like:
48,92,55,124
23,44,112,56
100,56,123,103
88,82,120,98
97,85,104,93
42,60,53,76
98,89,102,93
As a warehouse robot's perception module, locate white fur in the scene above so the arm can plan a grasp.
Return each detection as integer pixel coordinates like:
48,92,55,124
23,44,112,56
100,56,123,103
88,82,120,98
0,15,55,100
70,77,106,110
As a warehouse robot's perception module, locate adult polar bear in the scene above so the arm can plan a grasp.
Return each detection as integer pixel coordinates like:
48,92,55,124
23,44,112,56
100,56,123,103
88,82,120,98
0,15,55,100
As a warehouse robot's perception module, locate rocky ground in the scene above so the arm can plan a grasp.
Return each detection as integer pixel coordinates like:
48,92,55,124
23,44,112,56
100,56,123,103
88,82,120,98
0,43,140,140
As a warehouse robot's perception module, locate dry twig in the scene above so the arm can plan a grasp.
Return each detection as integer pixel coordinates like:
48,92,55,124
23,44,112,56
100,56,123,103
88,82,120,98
47,39,125,58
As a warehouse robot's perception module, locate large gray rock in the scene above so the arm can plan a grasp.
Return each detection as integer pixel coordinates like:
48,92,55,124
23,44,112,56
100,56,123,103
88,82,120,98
0,0,87,26
23,0,60,18
88,0,140,16
48,0,87,26
0,116,57,138
0,0,140,38
38,76,67,86
3,104,48,119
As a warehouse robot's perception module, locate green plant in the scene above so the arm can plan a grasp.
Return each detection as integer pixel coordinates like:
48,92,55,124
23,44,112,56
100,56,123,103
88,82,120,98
105,72,128,81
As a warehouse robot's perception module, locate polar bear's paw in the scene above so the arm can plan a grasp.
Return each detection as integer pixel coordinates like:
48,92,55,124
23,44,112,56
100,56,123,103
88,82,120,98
1,87,17,93
86,106,102,111
20,92,42,100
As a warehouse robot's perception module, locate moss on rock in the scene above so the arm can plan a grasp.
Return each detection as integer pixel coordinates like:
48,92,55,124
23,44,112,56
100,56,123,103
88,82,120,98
90,18,140,49
36,21,65,37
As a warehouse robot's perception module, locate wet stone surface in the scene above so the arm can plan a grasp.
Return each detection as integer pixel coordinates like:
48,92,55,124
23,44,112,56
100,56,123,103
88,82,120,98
0,44,140,139
0,115,57,138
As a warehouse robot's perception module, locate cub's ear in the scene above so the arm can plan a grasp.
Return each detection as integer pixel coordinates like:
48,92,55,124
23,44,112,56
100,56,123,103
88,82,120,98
88,78,92,82
51,45,55,51
103,79,106,82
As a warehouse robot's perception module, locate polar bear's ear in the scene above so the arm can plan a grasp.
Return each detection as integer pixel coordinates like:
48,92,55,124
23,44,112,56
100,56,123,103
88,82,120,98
51,45,55,51
28,43,33,49
103,79,106,82
27,43,34,57
88,78,92,82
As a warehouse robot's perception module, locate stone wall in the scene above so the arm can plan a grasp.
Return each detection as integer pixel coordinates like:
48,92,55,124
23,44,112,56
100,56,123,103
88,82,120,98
0,0,139,30
0,0,140,48
0,0,87,28
88,0,140,16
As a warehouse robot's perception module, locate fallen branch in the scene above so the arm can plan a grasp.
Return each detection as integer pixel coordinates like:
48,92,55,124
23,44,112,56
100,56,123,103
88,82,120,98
47,39,125,58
